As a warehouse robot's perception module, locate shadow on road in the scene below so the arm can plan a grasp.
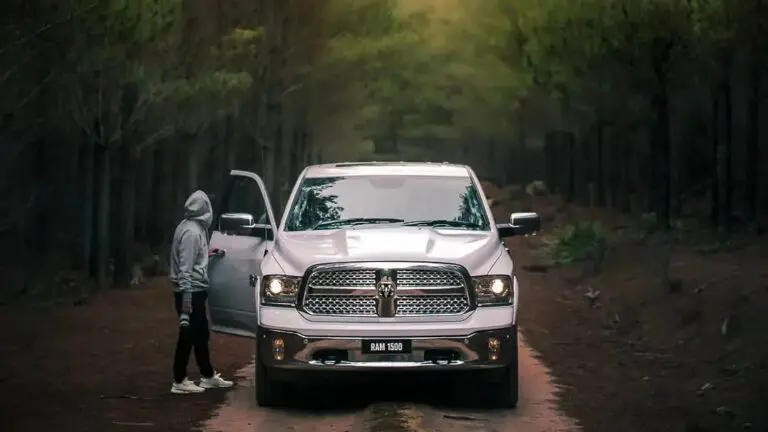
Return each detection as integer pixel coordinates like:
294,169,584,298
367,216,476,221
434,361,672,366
267,374,503,411
203,340,578,432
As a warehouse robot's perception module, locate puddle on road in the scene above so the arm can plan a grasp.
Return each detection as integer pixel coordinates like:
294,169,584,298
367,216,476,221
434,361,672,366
201,335,580,432
363,404,427,432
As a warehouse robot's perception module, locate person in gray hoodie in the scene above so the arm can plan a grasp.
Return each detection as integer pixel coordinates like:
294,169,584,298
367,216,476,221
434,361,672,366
169,190,234,394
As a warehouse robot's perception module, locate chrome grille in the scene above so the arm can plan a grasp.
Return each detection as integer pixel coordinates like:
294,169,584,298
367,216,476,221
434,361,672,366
306,270,375,288
397,295,469,315
302,294,470,316
301,264,471,316
303,295,376,315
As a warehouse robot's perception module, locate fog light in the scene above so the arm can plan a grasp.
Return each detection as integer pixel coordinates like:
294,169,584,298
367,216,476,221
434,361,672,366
272,338,284,361
488,337,500,361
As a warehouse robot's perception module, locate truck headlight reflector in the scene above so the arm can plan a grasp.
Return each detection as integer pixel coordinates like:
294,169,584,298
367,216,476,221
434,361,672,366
472,275,513,306
267,278,284,295
261,275,301,306
490,278,506,295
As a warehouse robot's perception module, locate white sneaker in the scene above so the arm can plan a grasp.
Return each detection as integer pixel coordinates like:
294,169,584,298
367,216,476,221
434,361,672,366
200,372,234,389
171,378,206,394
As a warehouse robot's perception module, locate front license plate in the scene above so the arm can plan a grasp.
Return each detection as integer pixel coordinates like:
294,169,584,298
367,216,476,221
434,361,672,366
361,339,412,354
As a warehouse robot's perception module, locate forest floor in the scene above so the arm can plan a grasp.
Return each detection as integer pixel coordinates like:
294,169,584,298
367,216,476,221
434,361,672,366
493,190,768,432
0,192,766,432
0,278,253,432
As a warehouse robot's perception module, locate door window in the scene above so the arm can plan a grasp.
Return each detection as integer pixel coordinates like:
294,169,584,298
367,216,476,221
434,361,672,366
217,175,271,236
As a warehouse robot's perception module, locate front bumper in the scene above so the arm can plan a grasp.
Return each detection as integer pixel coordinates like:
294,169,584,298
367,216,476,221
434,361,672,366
258,326,516,372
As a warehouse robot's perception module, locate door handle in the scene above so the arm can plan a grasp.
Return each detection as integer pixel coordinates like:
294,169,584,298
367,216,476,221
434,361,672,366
209,248,226,257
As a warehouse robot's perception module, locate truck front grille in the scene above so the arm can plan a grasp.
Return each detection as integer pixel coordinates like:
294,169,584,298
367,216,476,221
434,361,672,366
301,264,471,317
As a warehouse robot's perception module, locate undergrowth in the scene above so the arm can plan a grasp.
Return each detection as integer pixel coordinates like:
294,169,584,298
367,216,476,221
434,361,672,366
543,220,608,266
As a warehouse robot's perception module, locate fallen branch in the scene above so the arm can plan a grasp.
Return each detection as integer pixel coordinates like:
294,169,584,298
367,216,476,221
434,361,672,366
99,393,153,400
15,71,55,111
112,421,154,427
136,126,175,151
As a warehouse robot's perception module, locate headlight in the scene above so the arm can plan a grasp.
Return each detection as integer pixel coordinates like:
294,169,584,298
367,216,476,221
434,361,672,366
472,275,513,306
261,275,301,306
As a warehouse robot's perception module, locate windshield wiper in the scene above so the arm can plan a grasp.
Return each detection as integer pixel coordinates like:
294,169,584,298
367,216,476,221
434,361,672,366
313,217,404,229
402,219,481,229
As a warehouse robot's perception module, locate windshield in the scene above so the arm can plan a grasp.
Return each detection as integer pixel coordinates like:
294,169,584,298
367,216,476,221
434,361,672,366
283,175,490,231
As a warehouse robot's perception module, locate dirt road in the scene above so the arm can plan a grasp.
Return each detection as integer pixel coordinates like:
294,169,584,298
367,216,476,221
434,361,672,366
0,277,578,432
3,194,766,431
201,336,579,432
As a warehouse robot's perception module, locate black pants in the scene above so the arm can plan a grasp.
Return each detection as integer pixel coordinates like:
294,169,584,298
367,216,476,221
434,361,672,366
173,291,215,383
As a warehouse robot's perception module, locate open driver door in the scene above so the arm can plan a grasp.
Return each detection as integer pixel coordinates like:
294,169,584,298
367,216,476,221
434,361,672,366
207,170,277,338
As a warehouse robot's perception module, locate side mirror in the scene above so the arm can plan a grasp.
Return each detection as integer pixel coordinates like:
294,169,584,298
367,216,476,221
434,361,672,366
219,212,255,231
510,212,540,235
496,212,541,239
219,212,274,240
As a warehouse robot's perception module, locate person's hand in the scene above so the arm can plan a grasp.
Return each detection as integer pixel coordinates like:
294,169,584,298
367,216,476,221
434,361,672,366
181,295,192,314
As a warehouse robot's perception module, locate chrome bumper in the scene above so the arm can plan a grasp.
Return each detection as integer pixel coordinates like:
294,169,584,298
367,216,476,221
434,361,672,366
257,326,516,371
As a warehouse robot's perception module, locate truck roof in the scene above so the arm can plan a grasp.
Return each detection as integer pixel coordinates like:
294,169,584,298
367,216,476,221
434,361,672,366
304,161,472,178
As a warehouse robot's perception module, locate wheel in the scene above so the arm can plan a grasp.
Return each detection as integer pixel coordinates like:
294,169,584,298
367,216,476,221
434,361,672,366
255,336,285,407
490,326,519,409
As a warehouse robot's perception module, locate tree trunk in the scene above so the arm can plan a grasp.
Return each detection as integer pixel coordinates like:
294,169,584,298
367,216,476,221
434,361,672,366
717,55,733,238
290,129,301,186
606,126,619,208
225,116,236,170
94,144,111,288
79,138,95,273
745,48,760,229
574,136,589,205
261,0,280,201
710,84,720,227
619,137,632,213
135,148,154,243
564,132,576,203
187,134,200,194
150,145,171,245
651,48,672,229
273,117,285,210
301,129,311,168
114,146,137,288
216,115,234,193
544,134,557,193
595,123,606,207
32,139,50,253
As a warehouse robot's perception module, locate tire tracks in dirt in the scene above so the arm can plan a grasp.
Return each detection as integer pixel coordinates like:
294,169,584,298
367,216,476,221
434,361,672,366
200,335,579,432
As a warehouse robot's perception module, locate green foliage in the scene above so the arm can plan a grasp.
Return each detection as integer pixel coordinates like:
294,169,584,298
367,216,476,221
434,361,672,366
545,221,608,266
150,71,253,131
638,212,685,240
64,0,269,142
356,146,431,162
214,28,265,68
59,0,758,159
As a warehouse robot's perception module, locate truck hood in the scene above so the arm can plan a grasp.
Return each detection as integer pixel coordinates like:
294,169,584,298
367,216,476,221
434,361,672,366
271,225,503,276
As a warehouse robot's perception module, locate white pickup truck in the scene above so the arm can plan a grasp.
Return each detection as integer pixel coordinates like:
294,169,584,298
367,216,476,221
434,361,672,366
207,162,540,408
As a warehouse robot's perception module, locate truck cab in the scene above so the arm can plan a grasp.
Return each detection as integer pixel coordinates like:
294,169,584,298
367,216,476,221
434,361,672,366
206,162,540,408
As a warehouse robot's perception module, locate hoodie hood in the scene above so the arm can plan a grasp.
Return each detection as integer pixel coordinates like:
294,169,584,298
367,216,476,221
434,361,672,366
272,225,504,276
183,190,213,230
